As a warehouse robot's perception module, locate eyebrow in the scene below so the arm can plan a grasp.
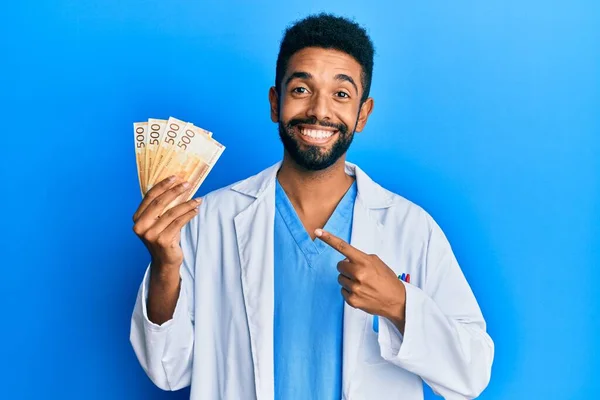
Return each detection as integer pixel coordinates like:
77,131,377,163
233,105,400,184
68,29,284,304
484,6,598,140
285,71,359,95
334,73,358,95
285,71,311,86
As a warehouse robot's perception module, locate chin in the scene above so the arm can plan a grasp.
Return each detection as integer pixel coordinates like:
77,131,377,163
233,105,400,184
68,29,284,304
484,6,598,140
290,148,342,171
279,122,353,171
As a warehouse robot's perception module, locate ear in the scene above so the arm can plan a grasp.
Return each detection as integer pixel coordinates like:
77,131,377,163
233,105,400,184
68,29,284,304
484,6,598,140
354,97,374,133
269,86,279,123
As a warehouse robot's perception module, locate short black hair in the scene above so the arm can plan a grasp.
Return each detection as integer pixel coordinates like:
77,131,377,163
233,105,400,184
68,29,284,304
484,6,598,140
275,13,375,103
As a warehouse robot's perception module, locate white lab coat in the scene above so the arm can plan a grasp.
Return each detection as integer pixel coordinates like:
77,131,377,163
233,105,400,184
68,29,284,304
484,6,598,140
130,162,494,400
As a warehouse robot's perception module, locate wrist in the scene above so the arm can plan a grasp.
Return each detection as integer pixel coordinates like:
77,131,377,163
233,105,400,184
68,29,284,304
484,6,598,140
382,280,406,327
150,261,181,285
384,306,405,327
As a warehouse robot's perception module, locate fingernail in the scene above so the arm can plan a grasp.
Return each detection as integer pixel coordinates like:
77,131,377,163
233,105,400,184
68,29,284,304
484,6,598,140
195,198,202,204
315,229,323,237
168,175,176,181
183,182,191,188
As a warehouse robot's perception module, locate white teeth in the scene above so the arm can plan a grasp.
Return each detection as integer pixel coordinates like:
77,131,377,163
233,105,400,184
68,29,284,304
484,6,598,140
300,128,334,139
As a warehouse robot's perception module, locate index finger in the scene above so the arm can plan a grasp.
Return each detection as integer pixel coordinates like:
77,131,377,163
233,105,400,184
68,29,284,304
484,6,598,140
315,229,366,261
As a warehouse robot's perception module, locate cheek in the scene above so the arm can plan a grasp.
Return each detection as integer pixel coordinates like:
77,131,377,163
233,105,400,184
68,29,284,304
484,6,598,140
340,112,359,130
335,102,361,125
280,97,307,121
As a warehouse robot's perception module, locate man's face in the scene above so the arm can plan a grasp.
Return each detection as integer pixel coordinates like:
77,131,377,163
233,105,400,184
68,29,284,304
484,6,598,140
269,47,374,171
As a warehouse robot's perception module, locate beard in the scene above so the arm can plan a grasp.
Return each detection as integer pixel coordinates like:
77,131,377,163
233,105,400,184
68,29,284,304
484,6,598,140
278,115,358,171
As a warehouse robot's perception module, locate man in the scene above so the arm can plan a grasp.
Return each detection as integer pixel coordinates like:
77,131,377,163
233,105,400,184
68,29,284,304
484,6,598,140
130,13,494,400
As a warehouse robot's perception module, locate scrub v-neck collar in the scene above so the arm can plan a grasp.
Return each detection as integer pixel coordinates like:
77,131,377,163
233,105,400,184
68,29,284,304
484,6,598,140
275,178,357,264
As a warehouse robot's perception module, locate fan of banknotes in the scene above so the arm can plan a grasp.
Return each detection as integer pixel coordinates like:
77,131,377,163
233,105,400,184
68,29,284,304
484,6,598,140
133,116,225,210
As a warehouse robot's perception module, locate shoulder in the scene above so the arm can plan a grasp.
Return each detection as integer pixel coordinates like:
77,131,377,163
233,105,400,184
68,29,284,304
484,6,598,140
353,163,439,240
379,187,436,234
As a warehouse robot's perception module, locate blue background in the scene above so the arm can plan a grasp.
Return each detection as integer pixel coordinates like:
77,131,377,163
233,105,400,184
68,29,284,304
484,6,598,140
2,1,599,399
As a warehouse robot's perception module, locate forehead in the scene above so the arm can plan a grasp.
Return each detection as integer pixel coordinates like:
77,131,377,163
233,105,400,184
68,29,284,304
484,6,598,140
285,47,362,83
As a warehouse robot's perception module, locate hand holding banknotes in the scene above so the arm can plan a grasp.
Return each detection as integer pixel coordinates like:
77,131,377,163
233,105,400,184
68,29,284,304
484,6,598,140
131,116,225,324
132,115,225,269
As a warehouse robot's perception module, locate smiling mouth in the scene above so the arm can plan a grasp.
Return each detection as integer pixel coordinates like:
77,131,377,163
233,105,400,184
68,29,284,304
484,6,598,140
296,125,338,143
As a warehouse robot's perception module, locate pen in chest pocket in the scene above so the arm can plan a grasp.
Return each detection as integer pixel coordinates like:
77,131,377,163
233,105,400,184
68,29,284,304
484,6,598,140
372,273,410,333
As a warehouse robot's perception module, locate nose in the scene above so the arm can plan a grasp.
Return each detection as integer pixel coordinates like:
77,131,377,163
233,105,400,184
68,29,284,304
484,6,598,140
306,92,332,122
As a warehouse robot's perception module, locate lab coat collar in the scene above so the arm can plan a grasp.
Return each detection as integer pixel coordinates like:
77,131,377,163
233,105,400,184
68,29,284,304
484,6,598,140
231,161,395,209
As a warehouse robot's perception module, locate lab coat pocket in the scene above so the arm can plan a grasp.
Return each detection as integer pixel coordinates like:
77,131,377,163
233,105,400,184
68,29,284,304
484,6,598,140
360,314,387,365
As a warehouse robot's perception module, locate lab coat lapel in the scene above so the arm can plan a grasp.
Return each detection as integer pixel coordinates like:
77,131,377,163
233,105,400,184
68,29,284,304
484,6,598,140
233,163,280,400
342,196,384,396
341,163,392,397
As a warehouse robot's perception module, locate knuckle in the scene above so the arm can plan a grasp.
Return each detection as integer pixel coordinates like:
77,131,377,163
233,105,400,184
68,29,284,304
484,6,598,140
132,224,142,236
173,215,186,225
155,235,170,248
161,207,175,220
151,197,164,208
355,271,366,282
143,229,158,243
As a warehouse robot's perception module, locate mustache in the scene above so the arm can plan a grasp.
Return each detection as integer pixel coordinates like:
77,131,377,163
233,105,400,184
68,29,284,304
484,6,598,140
286,117,348,134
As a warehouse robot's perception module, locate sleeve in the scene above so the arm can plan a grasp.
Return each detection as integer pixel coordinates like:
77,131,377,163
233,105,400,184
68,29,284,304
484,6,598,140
377,215,495,399
129,214,198,391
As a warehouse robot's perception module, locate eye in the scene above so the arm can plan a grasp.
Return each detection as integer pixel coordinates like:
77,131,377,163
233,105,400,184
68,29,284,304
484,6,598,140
336,91,350,98
292,87,309,94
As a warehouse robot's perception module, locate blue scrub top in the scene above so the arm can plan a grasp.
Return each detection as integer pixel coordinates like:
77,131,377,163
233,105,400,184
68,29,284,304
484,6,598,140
273,178,357,400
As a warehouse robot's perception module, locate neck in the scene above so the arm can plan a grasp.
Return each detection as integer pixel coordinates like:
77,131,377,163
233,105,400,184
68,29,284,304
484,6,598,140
277,152,355,213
